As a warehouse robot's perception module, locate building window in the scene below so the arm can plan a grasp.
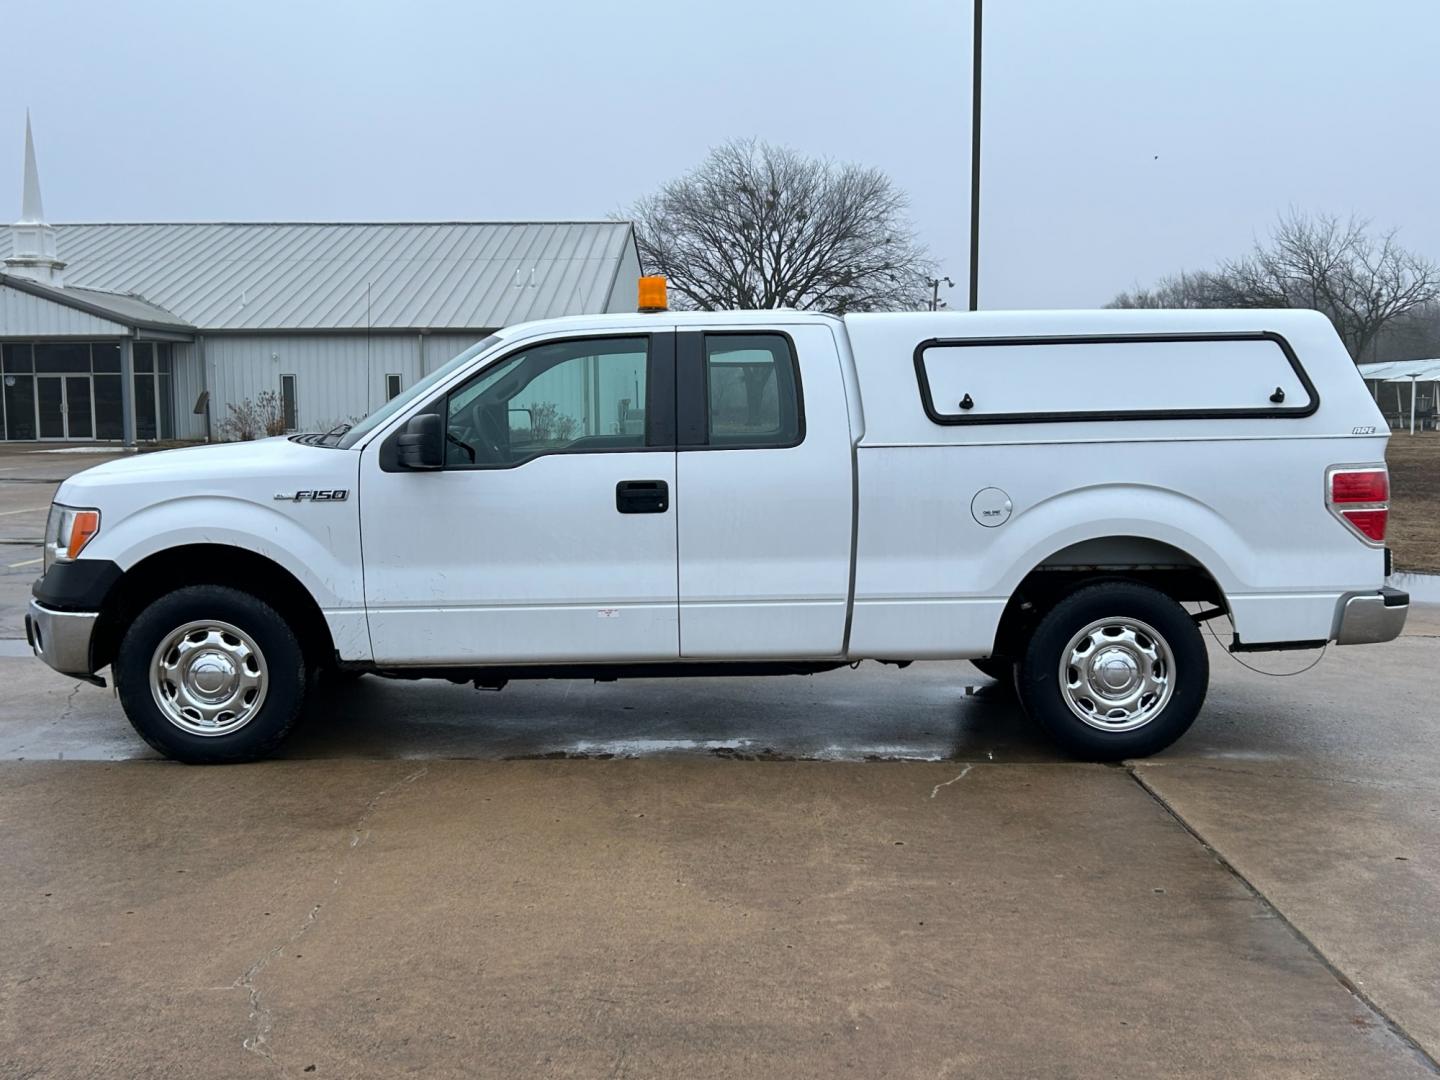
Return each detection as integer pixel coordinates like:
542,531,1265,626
134,343,157,440
3,374,36,440
0,339,173,442
94,374,123,440
280,375,298,431
386,373,403,401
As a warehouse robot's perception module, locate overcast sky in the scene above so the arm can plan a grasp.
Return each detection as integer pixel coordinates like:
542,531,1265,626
4,0,1437,309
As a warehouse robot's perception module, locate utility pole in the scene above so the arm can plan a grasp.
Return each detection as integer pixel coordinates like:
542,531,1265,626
968,0,983,312
928,276,955,311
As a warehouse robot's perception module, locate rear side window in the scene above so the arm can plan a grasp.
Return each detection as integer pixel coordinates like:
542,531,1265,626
915,332,1318,425
704,334,802,448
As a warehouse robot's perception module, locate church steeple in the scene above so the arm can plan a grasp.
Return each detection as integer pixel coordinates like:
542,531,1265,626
4,111,66,286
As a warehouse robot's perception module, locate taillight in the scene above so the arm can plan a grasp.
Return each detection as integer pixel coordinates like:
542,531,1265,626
1327,465,1389,546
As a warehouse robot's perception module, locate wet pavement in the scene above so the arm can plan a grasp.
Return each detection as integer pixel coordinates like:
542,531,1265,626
2,442,1439,1077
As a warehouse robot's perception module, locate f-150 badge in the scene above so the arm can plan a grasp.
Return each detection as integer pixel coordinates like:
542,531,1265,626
274,489,349,502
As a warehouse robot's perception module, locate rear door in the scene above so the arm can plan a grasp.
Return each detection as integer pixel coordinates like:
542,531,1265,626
359,331,680,665
674,323,856,658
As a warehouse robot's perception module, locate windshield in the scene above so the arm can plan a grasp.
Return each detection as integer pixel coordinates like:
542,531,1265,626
334,335,501,448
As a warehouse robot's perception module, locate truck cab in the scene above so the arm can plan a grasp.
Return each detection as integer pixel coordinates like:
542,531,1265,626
28,299,1407,763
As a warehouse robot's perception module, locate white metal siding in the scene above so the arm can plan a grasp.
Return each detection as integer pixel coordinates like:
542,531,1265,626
422,333,492,375
0,284,128,337
171,341,207,439
603,243,643,314
205,333,467,432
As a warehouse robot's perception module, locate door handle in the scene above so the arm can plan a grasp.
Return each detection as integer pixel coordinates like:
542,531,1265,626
616,479,669,514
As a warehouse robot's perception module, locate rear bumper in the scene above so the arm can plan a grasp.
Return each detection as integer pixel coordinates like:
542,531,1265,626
25,599,99,677
1334,587,1409,645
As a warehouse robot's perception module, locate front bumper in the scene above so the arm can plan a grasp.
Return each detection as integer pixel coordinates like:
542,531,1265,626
25,599,99,677
1334,587,1409,645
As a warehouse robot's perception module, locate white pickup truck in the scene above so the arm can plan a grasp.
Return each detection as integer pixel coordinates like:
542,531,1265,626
28,303,1406,763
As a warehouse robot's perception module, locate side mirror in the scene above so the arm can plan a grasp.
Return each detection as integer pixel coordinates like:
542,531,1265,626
396,413,444,470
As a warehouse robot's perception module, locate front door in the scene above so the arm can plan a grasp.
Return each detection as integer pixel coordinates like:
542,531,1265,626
360,332,680,666
64,376,93,438
36,376,65,439
34,375,95,440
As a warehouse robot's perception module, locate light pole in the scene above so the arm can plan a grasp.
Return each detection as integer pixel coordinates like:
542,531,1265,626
928,276,955,311
968,0,983,312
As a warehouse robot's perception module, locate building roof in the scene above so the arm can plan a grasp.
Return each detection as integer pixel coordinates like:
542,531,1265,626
0,221,637,333
0,272,193,332
1357,358,1440,381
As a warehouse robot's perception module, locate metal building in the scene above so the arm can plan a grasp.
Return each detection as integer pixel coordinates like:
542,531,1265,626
0,117,642,444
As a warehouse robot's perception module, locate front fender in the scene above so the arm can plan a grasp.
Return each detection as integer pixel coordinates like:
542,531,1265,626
84,495,364,611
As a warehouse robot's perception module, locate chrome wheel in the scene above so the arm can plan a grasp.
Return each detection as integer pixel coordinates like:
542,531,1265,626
150,620,268,737
1058,617,1174,732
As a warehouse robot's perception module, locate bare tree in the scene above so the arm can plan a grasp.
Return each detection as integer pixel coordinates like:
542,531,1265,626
1109,212,1440,361
1109,270,1228,310
626,139,934,313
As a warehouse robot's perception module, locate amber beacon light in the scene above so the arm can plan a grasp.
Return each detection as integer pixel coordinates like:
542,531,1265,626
637,276,668,312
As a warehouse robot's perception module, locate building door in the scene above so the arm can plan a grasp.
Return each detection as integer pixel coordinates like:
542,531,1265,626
34,375,95,440
36,376,65,439
64,376,93,438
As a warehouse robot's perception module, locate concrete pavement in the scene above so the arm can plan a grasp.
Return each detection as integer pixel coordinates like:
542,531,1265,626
2,758,1434,1080
2,632,1440,1078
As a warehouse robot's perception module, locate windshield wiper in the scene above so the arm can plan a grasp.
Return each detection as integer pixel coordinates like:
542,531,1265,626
319,422,352,446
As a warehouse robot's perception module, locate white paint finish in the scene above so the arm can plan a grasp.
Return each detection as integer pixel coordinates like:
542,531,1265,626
44,306,1403,684
846,598,1008,659
845,308,1382,447
919,336,1304,417
675,322,856,658
359,450,679,665
1227,593,1345,644
0,284,127,336
18,112,45,224
321,609,374,662
56,438,365,617
848,430,1385,651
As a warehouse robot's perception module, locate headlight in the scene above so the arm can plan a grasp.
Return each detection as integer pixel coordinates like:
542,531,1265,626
43,505,101,573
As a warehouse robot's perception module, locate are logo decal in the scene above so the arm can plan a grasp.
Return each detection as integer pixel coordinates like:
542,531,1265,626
274,489,350,502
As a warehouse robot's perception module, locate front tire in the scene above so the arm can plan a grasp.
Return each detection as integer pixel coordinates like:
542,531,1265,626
1016,582,1207,761
114,585,309,764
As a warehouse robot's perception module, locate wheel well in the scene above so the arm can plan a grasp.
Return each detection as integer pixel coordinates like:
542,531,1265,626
989,537,1225,661
92,545,336,672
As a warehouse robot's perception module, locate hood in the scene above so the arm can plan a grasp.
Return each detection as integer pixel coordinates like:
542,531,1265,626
56,437,357,503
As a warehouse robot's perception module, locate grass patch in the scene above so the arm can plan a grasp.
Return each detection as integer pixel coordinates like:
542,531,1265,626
1386,432,1440,573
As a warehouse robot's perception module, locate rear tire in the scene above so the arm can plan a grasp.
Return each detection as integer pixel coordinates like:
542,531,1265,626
114,585,309,764
1016,582,1207,761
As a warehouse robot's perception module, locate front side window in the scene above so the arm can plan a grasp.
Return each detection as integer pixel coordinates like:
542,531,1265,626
445,336,649,467
704,333,801,448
